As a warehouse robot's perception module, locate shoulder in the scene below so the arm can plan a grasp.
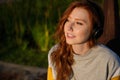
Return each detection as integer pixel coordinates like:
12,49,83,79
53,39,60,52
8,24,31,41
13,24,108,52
94,44,120,64
48,44,59,57
48,44,59,67
96,44,119,57
96,44,120,79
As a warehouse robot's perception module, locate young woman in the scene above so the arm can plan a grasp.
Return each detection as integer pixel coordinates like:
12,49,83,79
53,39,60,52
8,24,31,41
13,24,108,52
47,0,120,80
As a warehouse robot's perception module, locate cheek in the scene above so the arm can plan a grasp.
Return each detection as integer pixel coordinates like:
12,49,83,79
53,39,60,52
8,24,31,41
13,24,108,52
64,25,66,31
64,26,66,34
64,25,68,33
76,29,91,39
84,29,91,36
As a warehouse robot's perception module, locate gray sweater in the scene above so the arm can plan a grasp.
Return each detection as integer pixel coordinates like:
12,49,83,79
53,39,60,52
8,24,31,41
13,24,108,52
48,44,120,80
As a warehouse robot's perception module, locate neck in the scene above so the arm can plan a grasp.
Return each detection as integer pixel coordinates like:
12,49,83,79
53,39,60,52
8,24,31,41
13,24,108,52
72,43,91,55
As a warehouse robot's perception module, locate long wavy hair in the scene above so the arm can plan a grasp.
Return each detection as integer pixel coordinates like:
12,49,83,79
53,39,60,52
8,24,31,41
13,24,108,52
51,0,104,80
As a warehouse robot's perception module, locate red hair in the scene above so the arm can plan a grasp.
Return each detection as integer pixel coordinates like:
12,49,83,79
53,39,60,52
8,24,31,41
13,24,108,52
51,1,104,80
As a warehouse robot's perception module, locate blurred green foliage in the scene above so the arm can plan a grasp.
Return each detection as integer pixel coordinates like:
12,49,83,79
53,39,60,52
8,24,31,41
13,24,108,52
0,0,119,68
0,0,74,68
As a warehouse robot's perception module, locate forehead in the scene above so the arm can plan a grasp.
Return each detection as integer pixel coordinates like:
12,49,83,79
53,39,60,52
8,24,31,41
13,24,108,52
69,7,91,21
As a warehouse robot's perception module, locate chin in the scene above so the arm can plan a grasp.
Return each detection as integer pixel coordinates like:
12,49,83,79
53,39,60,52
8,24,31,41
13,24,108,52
66,41,75,45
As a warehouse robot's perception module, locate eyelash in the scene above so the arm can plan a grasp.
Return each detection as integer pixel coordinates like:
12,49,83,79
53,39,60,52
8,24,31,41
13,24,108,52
76,22,83,25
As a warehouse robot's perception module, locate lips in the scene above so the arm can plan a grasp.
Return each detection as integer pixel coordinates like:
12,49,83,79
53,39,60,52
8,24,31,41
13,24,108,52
66,33,75,38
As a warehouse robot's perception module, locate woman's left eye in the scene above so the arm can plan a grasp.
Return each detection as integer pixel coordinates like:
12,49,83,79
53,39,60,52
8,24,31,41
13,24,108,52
76,22,83,25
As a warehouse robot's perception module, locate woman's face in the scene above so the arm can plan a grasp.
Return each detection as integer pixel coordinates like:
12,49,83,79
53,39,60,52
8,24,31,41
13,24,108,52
64,7,92,45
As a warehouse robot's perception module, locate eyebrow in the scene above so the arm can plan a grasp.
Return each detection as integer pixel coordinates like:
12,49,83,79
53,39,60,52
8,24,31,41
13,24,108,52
68,16,87,23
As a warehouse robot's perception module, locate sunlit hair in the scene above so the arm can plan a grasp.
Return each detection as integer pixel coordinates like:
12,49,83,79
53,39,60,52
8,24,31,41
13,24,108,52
51,1,104,80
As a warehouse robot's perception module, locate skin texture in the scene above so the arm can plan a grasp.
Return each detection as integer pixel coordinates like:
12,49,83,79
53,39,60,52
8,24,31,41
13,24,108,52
64,7,92,55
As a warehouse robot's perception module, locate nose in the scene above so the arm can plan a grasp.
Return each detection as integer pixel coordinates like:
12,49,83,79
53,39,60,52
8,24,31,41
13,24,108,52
68,22,74,31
